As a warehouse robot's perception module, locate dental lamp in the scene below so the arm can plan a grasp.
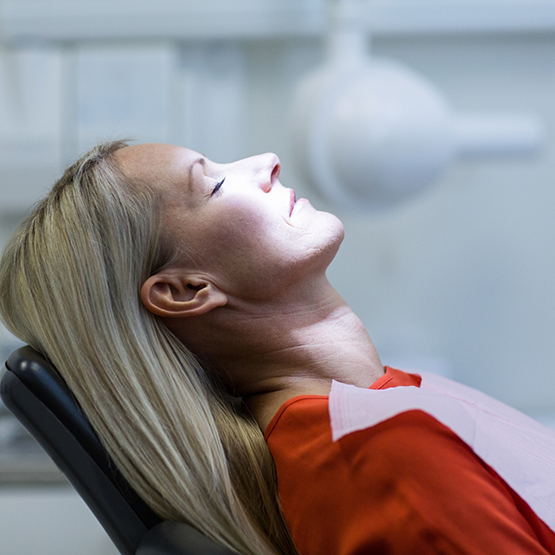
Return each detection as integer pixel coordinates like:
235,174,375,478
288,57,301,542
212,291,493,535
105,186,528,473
291,0,546,210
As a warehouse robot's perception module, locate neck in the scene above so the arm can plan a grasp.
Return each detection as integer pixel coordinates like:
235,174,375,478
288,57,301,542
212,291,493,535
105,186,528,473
241,300,383,431
171,277,383,431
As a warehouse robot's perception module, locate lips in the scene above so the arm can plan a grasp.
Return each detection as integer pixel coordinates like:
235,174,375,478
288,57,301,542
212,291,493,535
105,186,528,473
290,189,296,216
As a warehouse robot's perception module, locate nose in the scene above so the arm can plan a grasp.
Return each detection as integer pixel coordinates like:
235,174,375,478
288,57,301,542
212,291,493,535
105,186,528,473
257,153,281,193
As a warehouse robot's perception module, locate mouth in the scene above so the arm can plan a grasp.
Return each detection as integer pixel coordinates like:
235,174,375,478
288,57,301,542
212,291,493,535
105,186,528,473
289,189,296,216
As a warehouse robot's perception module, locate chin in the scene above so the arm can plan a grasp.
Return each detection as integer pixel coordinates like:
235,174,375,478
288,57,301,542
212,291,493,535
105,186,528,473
315,213,345,267
323,211,345,246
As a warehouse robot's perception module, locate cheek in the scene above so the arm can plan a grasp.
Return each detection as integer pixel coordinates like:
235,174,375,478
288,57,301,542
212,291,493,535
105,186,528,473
180,199,343,299
200,207,295,294
213,212,286,269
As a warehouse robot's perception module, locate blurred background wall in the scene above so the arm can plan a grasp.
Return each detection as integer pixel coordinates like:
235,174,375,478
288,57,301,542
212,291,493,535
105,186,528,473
0,1,555,550
2,0,555,414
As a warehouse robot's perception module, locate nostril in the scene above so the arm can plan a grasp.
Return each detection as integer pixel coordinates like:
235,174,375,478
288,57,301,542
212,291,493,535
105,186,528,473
271,162,281,185
258,153,281,192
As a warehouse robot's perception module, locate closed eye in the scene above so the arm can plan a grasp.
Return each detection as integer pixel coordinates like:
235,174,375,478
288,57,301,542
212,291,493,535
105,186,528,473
210,177,226,197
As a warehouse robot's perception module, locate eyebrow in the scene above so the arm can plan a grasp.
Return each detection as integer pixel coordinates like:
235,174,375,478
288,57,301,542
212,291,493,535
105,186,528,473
186,157,206,193
187,157,206,178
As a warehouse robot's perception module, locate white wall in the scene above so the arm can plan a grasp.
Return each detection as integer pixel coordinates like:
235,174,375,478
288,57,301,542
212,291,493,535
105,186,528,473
0,487,117,555
1,26,554,412
1,32,555,412
2,31,554,412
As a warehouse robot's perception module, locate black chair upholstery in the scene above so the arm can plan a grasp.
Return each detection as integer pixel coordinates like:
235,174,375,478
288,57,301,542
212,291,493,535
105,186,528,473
1,346,235,555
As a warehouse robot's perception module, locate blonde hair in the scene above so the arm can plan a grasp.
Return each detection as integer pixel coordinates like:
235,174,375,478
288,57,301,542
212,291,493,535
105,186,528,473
0,142,297,555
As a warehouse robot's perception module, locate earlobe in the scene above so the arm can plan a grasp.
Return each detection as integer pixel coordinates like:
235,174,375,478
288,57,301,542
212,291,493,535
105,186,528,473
141,272,227,318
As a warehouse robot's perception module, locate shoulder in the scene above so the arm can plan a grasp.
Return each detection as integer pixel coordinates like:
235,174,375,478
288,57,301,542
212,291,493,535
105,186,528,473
268,397,475,485
267,400,546,555
267,393,475,514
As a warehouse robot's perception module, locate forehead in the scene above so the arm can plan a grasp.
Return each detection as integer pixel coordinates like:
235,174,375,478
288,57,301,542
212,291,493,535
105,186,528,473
115,143,202,194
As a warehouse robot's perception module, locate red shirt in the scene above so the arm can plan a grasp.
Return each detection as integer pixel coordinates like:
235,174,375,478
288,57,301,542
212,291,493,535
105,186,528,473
265,368,555,554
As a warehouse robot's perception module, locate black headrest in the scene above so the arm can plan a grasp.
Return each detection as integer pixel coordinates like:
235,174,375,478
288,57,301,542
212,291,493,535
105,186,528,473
1,346,162,555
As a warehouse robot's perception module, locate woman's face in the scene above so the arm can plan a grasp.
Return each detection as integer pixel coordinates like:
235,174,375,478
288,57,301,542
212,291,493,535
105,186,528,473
116,143,344,301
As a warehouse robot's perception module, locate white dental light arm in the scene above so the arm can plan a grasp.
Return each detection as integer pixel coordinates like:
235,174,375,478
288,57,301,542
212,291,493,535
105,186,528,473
291,0,547,210
453,114,545,157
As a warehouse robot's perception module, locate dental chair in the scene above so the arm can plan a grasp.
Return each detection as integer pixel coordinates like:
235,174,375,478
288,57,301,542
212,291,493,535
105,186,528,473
0,346,235,555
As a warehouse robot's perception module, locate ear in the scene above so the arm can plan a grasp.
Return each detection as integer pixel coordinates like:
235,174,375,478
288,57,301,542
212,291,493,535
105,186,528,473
140,270,228,318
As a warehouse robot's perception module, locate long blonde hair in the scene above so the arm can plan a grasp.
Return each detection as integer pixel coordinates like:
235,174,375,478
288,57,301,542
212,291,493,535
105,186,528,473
0,141,297,555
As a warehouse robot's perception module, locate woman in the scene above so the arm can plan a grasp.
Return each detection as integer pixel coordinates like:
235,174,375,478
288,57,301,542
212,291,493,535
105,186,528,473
1,141,554,554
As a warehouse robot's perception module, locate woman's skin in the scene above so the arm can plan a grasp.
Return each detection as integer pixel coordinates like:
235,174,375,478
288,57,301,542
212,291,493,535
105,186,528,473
115,143,384,431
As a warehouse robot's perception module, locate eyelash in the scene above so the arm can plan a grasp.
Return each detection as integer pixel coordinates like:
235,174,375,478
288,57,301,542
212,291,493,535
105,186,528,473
210,177,226,197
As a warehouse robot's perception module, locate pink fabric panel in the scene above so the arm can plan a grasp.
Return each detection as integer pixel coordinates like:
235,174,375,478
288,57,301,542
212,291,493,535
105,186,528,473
329,372,555,531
